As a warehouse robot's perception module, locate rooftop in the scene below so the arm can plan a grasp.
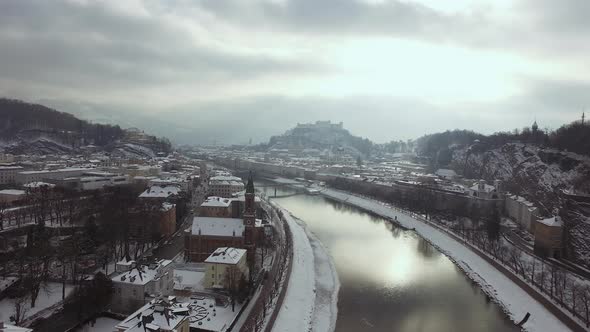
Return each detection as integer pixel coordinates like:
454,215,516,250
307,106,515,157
113,259,173,286
538,216,563,227
0,189,26,196
191,217,244,237
139,185,181,198
205,247,246,265
201,197,231,208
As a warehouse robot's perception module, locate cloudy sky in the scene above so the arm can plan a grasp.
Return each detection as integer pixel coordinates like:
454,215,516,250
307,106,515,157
0,0,589,144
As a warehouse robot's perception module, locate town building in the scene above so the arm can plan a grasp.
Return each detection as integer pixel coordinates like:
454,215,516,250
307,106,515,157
0,322,33,332
534,215,563,258
203,247,249,288
0,189,26,204
111,259,174,314
15,167,91,184
139,185,182,200
185,217,245,262
208,175,244,198
469,180,501,199
0,166,23,185
115,298,190,332
200,197,233,218
185,174,260,263
505,195,539,232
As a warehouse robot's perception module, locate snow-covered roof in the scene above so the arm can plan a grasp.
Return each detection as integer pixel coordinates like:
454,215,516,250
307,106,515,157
18,167,91,175
139,185,181,198
161,202,175,211
1,323,33,332
205,247,246,265
23,181,56,188
435,169,457,177
538,216,563,227
0,189,26,196
210,175,242,182
470,183,496,193
116,298,188,332
191,217,244,237
0,166,23,170
113,259,172,285
201,196,231,207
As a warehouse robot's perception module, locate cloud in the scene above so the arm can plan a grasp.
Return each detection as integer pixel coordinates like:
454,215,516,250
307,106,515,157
0,0,588,144
0,0,320,104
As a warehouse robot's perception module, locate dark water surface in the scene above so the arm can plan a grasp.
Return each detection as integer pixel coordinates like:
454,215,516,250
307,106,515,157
259,183,519,332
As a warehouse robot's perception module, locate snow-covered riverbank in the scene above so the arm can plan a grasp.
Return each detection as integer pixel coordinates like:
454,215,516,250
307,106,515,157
320,188,571,332
272,204,340,332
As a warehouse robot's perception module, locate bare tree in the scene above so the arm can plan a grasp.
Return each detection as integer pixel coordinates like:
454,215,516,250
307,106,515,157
224,265,246,312
10,293,29,326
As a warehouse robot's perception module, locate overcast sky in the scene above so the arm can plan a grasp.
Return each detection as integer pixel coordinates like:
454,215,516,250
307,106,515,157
1,0,589,144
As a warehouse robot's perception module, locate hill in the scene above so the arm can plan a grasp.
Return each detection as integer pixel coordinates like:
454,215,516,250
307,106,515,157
267,121,373,156
0,98,171,156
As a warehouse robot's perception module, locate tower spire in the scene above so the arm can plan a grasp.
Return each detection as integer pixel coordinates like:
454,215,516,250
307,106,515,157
246,171,254,194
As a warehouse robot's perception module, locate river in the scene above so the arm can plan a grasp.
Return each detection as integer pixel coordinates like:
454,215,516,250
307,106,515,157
258,183,519,332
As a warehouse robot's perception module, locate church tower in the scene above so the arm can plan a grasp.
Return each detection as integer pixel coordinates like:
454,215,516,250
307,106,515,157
243,172,256,263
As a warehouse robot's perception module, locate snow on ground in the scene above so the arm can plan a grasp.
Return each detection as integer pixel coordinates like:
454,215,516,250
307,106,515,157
321,188,570,332
272,204,340,332
0,276,18,292
76,317,120,332
173,266,205,292
0,282,75,322
272,208,315,332
296,215,340,332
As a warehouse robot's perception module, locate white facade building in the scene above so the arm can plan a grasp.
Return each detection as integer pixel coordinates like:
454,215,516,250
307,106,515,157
0,166,23,185
111,259,174,314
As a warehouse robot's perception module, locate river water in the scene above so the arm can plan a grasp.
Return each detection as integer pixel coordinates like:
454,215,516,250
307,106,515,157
259,183,519,332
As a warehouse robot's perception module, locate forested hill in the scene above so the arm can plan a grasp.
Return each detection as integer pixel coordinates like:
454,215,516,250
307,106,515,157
0,98,172,155
0,98,124,146
416,121,590,167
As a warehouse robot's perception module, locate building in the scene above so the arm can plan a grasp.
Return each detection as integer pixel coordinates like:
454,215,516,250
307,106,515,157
200,197,232,218
0,166,23,185
186,173,260,263
208,175,244,198
0,189,26,204
203,247,249,288
115,298,190,332
111,259,174,314
185,217,245,262
159,203,177,237
139,185,182,200
469,180,501,199
534,215,563,258
505,195,539,232
15,167,90,184
435,168,458,180
0,322,33,332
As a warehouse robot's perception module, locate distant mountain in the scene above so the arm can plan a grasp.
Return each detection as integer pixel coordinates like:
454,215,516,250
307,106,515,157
0,98,171,156
267,121,374,156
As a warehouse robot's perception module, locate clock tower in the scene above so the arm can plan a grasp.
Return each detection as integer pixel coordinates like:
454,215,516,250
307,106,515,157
243,172,256,263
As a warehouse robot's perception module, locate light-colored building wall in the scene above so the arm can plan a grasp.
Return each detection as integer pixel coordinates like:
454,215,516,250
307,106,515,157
203,249,249,288
505,195,539,233
111,260,174,314
0,166,23,185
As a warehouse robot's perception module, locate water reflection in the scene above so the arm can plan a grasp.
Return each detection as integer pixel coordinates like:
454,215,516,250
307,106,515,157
264,183,519,332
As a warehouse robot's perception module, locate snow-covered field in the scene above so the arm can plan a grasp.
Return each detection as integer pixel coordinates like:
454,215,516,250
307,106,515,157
0,282,74,322
272,205,340,332
321,188,571,332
